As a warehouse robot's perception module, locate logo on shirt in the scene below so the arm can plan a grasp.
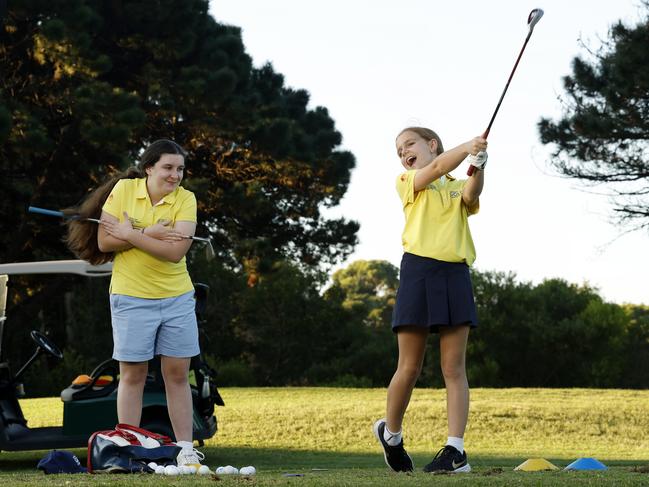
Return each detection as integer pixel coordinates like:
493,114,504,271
400,174,407,182
450,191,460,198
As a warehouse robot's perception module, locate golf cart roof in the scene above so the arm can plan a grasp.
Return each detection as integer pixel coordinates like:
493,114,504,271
0,260,112,277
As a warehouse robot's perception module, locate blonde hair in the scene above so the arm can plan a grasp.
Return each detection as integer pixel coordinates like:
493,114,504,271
397,126,444,155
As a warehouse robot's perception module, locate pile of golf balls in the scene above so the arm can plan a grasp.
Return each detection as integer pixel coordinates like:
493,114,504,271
147,461,257,476
148,462,212,475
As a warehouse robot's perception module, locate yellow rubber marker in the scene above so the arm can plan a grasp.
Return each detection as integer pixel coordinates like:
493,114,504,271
514,458,560,471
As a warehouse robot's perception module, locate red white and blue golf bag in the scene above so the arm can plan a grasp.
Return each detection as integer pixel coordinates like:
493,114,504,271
87,423,180,473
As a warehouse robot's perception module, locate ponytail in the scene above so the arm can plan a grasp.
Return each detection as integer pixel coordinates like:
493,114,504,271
64,167,142,265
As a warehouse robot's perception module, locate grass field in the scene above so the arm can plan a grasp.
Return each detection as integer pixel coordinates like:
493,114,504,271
3,387,649,485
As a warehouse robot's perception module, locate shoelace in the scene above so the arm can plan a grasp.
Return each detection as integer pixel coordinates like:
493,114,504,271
179,448,205,464
432,445,455,460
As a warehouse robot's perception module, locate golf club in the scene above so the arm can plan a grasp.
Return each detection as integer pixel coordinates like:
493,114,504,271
467,8,544,176
29,206,215,261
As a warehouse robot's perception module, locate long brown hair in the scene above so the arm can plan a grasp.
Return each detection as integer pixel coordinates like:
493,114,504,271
64,140,187,265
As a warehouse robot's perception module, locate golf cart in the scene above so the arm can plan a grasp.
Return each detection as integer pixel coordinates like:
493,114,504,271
0,260,224,452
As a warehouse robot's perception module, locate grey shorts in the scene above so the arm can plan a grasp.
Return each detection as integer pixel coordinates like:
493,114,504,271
110,290,200,362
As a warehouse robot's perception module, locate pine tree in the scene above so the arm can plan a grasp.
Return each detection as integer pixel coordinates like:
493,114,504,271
538,4,649,230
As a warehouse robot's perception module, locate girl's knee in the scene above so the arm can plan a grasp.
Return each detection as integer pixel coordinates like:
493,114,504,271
120,369,147,386
397,363,422,382
441,362,466,382
162,366,189,386
119,362,148,385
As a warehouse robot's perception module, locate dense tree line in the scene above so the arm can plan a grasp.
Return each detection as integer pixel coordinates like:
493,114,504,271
16,259,649,396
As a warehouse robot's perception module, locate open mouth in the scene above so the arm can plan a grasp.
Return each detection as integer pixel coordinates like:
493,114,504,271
406,155,417,167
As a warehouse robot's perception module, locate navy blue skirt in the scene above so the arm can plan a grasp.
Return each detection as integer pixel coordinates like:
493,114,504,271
392,253,478,333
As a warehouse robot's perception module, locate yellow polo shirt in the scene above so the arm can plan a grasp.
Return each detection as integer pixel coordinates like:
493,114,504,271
396,170,479,266
102,177,197,298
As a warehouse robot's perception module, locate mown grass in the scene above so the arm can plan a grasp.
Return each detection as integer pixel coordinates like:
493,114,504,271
4,387,649,485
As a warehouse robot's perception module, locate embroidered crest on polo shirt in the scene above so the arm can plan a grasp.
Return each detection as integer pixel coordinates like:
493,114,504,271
450,191,460,198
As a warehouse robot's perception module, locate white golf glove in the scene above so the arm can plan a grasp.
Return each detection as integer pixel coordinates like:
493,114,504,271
467,151,488,170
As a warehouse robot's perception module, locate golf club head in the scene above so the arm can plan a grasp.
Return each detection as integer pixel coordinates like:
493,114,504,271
204,240,216,261
190,235,216,261
527,8,544,31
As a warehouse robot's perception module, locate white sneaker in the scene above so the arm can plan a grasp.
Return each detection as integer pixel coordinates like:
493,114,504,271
176,448,205,467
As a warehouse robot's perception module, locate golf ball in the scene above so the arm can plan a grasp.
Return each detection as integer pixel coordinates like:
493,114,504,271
198,465,211,475
215,466,226,474
164,465,180,476
179,465,192,475
187,465,198,474
224,465,239,474
148,462,158,470
240,466,256,475
154,465,166,475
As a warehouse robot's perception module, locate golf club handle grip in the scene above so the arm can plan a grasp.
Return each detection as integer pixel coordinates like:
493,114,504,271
466,128,490,176
28,206,65,218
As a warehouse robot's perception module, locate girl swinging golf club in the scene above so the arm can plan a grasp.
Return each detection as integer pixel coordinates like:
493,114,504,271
65,139,206,469
375,7,543,474
373,128,487,474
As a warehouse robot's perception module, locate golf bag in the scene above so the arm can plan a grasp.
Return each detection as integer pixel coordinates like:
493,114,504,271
87,423,180,473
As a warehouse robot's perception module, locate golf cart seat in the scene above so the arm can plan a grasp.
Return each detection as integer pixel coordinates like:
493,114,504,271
60,359,118,402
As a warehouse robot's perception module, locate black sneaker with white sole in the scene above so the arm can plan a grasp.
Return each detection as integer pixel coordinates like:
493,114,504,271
423,445,471,473
372,419,414,472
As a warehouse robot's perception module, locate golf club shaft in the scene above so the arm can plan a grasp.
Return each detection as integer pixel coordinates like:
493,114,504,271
181,235,209,243
28,206,65,218
484,30,533,139
467,18,538,176
29,206,101,223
